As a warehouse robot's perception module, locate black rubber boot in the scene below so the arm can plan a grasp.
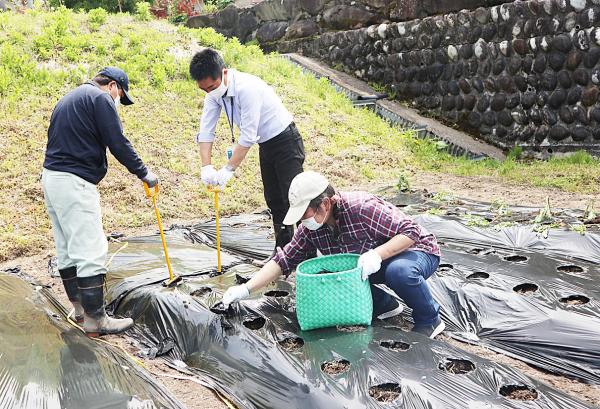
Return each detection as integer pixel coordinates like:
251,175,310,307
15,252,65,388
275,224,294,249
78,274,133,337
59,266,84,323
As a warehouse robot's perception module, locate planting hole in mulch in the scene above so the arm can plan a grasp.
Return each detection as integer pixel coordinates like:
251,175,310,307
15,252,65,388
499,385,539,401
235,274,251,284
264,290,289,298
278,336,304,351
438,264,453,273
513,283,539,295
321,359,350,376
190,287,212,297
504,255,528,262
380,340,410,351
467,271,489,280
467,247,484,254
243,316,266,330
369,383,401,403
441,358,476,374
336,325,368,333
557,265,584,273
559,295,590,305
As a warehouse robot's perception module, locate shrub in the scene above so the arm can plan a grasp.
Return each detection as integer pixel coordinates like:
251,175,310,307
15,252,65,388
88,7,107,31
135,2,152,21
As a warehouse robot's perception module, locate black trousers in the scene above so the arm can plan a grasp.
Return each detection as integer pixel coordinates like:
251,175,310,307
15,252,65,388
258,122,305,225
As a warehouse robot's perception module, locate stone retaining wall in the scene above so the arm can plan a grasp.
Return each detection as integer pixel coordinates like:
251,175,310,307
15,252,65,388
187,0,508,44
273,0,600,152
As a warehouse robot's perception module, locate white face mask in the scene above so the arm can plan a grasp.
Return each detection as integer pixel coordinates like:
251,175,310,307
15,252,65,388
302,205,326,231
302,216,323,231
110,84,120,107
208,70,228,99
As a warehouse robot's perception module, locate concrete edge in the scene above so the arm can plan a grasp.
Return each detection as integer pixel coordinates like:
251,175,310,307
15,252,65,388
284,53,506,161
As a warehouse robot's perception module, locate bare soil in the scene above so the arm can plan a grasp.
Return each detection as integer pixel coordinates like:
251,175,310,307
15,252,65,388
369,383,402,403
321,359,350,376
499,385,539,401
278,336,304,352
336,325,368,333
411,173,598,210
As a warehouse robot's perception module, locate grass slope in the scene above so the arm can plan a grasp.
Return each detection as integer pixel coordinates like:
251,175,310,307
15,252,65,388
0,8,599,261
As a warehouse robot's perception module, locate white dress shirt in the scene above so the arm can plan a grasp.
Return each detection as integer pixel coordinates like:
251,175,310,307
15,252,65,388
195,69,294,147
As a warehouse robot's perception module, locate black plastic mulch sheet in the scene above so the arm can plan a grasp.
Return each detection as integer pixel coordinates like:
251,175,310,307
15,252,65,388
414,215,600,384
104,214,599,408
0,272,186,409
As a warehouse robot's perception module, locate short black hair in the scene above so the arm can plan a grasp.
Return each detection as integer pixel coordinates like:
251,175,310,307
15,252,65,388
92,75,115,86
189,48,225,81
308,185,336,210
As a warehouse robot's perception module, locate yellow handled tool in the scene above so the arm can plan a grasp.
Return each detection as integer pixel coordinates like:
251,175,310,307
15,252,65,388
207,186,222,274
144,183,182,287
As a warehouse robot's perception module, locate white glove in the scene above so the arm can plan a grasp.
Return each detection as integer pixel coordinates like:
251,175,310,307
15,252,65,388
201,165,218,186
358,250,382,281
216,166,234,187
222,284,250,308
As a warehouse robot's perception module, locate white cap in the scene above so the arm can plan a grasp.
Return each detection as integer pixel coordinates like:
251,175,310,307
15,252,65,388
283,171,329,225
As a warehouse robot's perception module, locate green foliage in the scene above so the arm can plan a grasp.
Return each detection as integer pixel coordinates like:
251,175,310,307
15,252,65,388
396,172,411,192
135,2,152,21
88,7,107,30
464,213,490,228
204,0,232,11
507,145,523,160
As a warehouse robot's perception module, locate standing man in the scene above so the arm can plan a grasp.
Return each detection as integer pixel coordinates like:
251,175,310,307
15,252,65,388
222,172,445,339
42,67,158,337
189,48,305,257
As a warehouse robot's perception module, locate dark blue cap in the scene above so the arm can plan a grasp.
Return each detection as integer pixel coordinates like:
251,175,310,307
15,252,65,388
98,66,134,105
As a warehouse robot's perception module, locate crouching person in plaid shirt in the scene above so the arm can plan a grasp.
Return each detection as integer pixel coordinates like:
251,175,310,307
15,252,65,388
222,171,444,338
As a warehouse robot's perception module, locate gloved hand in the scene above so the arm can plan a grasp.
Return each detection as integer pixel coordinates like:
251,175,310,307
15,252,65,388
216,166,234,187
201,165,218,186
222,284,250,308
142,170,159,188
358,250,382,281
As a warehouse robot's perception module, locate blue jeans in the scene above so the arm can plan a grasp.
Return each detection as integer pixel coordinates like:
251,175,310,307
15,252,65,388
369,251,440,327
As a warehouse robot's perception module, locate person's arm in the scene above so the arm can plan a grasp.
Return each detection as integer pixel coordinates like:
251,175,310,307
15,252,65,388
245,260,282,292
226,144,251,170
374,234,415,261
196,95,222,166
360,198,422,260
222,227,316,305
93,95,147,178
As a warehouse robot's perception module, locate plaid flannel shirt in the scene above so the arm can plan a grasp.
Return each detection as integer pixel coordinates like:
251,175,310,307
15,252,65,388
273,191,441,276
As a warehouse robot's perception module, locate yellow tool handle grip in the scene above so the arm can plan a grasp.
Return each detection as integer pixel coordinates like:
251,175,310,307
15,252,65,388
144,182,159,198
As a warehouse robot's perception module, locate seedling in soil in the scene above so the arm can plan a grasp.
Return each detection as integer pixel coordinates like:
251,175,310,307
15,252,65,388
534,197,553,224
336,325,368,333
369,383,401,403
570,223,587,236
504,255,528,262
321,359,350,376
441,358,476,374
559,295,590,305
264,290,289,298
278,336,304,351
513,283,539,295
467,272,489,280
243,316,266,330
190,287,212,297
557,265,584,273
379,340,410,351
499,385,538,401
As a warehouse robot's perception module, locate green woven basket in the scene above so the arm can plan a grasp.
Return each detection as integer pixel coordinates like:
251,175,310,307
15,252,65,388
296,254,373,331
